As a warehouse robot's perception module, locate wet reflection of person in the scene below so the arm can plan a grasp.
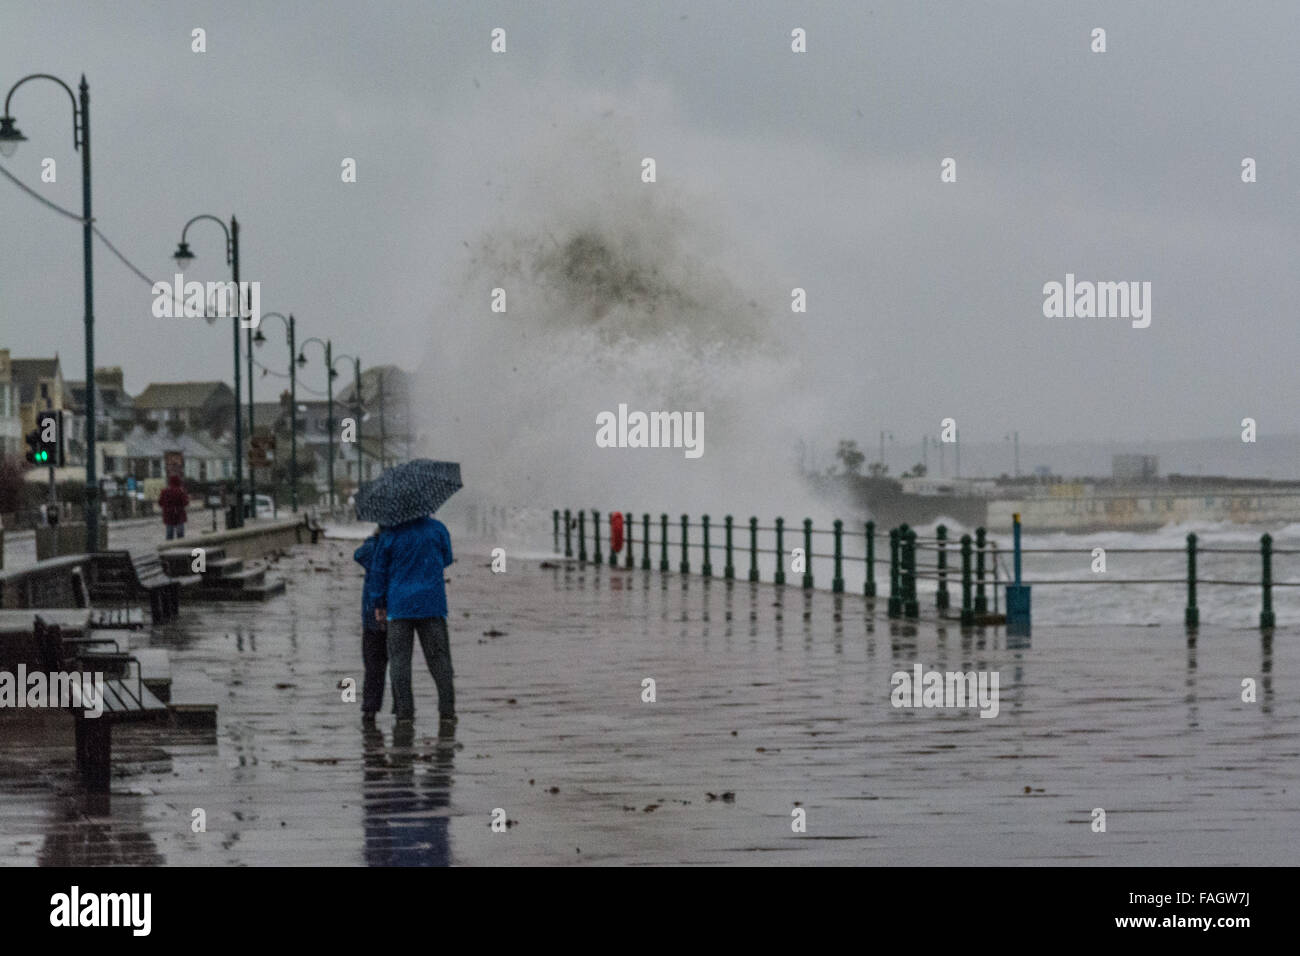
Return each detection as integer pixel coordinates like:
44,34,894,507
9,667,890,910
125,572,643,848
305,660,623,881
362,720,454,866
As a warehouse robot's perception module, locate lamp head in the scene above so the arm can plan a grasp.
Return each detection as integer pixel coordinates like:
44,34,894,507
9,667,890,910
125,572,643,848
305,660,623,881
0,116,26,158
172,241,195,270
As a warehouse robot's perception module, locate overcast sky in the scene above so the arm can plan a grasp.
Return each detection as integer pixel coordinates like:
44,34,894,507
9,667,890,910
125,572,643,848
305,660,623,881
2,0,1297,453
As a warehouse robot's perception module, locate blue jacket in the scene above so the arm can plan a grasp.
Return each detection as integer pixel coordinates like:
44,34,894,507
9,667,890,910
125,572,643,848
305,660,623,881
353,537,387,629
370,517,455,621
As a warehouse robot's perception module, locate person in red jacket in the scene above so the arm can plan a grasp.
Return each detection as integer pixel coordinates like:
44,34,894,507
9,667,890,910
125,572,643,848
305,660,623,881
158,473,190,540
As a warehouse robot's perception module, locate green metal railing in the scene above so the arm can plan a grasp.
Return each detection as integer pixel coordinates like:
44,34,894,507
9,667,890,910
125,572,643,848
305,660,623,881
552,509,1296,630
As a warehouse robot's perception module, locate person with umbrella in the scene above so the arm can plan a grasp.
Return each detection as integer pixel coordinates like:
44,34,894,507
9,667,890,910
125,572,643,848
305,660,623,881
353,528,389,725
359,461,462,727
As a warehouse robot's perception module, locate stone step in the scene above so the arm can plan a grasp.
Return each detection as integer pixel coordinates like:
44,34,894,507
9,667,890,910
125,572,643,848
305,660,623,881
204,556,245,578
197,567,265,590
159,546,227,576
202,578,287,602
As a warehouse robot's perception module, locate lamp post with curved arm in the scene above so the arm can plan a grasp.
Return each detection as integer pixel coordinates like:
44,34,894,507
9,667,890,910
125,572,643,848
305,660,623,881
1,73,100,551
333,352,363,496
254,312,297,511
170,214,245,526
297,338,340,511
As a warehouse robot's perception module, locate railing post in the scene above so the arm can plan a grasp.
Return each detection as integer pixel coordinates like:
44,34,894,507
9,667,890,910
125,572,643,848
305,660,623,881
724,515,735,580
610,512,619,567
593,510,602,565
802,518,814,589
865,521,876,598
564,508,573,558
553,509,559,553
774,518,786,586
680,514,690,574
578,510,587,563
660,514,669,572
1184,533,1198,629
904,527,919,618
832,519,844,593
748,516,759,582
936,524,950,610
888,527,901,618
1260,533,1276,630
701,514,713,577
960,534,974,626
624,511,635,569
974,527,988,615
642,513,651,570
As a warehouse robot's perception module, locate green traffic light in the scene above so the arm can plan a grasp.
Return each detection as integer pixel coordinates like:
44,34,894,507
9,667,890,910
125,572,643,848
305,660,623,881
36,451,48,462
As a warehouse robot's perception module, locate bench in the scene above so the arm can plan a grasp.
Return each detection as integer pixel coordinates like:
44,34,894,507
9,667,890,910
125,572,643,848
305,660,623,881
34,617,169,793
87,550,200,624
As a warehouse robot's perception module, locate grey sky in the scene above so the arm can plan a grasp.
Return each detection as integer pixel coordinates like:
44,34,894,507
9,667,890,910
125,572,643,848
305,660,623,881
2,0,1297,452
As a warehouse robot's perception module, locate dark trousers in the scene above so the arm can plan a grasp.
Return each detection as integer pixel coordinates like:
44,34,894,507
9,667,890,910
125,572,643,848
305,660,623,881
387,617,454,719
362,625,389,714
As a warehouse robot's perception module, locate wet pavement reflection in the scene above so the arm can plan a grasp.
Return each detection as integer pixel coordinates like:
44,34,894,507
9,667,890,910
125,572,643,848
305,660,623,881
2,538,1297,865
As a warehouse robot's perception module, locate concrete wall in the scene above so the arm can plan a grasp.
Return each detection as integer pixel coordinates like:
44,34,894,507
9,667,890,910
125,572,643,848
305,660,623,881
987,492,1300,534
0,554,94,610
154,517,311,562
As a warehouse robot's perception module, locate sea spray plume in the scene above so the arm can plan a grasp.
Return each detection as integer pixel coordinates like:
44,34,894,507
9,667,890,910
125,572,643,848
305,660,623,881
414,106,834,535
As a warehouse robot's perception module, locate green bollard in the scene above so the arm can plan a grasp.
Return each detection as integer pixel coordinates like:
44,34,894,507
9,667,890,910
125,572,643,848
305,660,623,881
1184,533,1198,629
701,515,713,577
802,518,814,589
888,528,901,618
578,510,587,563
1260,533,1276,630
660,514,670,572
832,520,844,593
724,515,735,580
592,510,602,565
624,512,634,568
974,527,988,615
748,517,759,582
774,518,786,586
936,524,950,610
564,508,573,558
680,514,690,574
904,528,919,618
960,534,974,626
642,513,651,570
553,509,560,553
865,521,876,598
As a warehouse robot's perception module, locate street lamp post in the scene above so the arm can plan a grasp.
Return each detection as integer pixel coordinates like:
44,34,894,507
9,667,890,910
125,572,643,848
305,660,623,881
298,338,336,511
1,73,99,552
171,214,244,527
254,312,297,511
332,352,363,499
347,356,362,488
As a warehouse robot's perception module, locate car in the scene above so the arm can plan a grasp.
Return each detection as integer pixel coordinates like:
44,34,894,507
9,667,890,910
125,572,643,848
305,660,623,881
242,494,277,518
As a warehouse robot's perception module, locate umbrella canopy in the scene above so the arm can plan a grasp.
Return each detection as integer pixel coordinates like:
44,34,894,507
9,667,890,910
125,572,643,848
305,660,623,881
355,459,462,526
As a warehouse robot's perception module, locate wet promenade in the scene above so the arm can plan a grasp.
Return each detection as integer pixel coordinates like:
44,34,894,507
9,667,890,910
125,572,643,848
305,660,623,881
1,533,1297,865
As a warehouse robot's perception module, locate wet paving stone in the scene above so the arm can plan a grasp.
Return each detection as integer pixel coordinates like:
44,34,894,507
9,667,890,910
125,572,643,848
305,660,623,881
2,536,1298,865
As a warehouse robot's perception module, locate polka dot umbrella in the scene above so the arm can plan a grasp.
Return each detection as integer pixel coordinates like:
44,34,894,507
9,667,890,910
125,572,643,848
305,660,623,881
355,459,462,527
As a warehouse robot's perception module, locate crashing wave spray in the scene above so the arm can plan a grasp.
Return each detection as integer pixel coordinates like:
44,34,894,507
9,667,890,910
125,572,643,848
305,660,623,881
414,109,831,542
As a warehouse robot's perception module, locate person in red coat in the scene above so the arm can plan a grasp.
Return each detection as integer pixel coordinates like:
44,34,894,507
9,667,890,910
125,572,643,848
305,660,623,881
158,473,190,540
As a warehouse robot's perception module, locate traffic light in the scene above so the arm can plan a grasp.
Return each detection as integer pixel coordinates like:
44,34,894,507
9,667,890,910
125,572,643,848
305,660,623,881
32,410,63,467
24,427,41,466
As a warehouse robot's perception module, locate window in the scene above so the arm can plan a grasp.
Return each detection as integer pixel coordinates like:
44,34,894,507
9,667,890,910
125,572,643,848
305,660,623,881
40,383,48,399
